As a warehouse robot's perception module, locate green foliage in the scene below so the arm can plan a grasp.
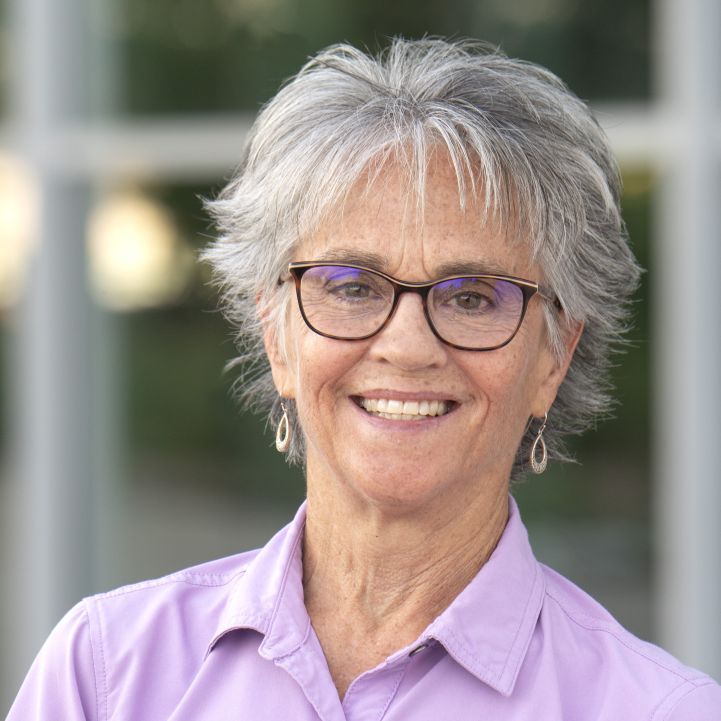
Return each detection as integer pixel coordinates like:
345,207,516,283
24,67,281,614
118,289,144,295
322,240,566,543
122,183,304,507
116,0,650,114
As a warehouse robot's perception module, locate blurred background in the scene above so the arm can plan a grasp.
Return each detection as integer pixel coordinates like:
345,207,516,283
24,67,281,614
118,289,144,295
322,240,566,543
1,0,719,711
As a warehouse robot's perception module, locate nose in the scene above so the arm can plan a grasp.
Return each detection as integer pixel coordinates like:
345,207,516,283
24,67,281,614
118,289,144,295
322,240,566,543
367,291,447,369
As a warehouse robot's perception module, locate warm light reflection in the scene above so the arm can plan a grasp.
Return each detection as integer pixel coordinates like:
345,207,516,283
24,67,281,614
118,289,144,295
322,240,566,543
0,154,39,309
87,191,195,311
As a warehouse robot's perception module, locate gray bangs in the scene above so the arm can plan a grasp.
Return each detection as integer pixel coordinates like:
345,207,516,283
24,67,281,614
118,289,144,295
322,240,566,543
203,37,642,477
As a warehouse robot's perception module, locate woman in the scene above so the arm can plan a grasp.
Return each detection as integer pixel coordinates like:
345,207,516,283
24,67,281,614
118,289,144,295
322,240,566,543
9,38,721,720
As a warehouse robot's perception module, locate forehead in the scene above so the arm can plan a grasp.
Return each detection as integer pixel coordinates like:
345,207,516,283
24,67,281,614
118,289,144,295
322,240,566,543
297,155,534,280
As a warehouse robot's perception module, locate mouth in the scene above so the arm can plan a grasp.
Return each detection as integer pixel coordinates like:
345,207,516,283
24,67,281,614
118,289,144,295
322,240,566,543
352,396,456,421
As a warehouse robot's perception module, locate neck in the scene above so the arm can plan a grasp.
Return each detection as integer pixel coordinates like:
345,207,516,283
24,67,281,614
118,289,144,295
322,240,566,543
303,487,508,625
301,463,509,695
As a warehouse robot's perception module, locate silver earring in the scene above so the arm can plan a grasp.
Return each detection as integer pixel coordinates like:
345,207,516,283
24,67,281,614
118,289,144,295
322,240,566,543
530,412,548,474
275,402,291,453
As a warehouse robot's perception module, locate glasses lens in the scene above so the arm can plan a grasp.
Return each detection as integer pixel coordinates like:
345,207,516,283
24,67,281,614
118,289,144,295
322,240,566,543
298,266,394,338
429,277,525,349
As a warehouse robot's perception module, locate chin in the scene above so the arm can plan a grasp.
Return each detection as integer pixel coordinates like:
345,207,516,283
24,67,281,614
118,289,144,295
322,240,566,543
342,458,465,514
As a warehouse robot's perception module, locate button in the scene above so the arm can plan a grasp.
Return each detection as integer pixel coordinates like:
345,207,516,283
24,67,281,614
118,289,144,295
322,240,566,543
408,643,429,657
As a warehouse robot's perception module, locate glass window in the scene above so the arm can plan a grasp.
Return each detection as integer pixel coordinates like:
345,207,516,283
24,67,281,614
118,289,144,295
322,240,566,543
88,182,304,583
114,0,650,116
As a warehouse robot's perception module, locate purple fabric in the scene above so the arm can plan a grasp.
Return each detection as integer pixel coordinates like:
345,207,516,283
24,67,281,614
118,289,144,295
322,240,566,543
8,498,721,720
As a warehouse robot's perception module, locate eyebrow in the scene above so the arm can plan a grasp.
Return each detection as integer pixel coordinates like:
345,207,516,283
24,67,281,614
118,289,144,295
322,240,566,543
310,249,516,279
433,260,516,278
317,249,388,270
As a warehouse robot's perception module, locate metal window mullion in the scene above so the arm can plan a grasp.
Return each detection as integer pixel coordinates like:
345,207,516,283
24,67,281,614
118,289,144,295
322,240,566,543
5,0,98,685
653,0,721,680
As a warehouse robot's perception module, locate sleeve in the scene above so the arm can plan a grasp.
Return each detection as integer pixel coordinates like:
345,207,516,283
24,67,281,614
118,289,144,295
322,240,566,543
6,601,101,721
660,679,721,721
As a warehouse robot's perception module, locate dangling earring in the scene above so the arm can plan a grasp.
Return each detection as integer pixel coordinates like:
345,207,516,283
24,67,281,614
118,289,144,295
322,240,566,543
530,412,548,474
275,402,291,453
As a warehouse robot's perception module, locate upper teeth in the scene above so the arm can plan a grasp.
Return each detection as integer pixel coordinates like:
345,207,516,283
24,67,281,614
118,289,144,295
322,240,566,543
358,398,450,419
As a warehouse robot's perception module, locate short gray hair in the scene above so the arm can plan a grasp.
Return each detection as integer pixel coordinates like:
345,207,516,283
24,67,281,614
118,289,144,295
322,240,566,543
203,37,642,478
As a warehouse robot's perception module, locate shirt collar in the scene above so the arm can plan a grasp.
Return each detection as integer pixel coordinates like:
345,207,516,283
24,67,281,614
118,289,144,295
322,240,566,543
423,497,545,696
206,502,311,660
422,496,545,696
206,496,544,696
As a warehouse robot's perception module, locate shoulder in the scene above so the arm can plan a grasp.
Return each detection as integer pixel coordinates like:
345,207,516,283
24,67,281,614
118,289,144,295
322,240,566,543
7,549,260,721
89,548,258,608
84,549,259,663
83,548,258,638
537,563,721,720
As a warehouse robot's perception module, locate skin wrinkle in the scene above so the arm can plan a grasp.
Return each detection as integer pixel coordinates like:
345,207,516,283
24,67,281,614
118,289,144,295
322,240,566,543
302,485,508,628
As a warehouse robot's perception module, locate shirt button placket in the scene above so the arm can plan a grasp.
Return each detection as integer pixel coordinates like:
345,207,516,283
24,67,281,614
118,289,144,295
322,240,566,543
342,662,409,721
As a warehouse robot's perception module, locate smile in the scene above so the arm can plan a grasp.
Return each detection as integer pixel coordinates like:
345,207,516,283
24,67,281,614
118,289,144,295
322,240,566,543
355,397,453,421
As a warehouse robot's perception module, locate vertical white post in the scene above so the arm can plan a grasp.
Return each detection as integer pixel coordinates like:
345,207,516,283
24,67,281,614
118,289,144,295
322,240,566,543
4,0,104,699
653,0,721,679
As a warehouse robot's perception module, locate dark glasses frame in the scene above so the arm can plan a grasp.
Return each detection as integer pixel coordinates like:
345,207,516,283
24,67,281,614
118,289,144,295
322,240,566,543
285,261,559,351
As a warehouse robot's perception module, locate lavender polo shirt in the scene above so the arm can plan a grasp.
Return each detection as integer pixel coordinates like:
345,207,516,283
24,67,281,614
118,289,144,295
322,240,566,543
8,498,721,720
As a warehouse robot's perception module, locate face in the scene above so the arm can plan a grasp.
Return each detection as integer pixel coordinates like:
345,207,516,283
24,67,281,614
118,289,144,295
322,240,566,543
266,157,579,516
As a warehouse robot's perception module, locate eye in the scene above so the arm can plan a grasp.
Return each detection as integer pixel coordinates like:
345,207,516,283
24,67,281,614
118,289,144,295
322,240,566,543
432,278,498,313
330,282,374,300
322,270,388,304
451,291,494,311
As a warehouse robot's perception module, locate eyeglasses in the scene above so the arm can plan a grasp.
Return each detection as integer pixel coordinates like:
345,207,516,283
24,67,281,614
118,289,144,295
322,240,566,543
285,262,558,351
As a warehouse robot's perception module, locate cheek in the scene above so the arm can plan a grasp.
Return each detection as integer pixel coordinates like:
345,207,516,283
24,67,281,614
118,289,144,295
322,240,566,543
292,333,362,419
458,347,539,430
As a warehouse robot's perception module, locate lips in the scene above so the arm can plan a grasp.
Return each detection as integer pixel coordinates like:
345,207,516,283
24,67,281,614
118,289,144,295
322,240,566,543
355,397,453,421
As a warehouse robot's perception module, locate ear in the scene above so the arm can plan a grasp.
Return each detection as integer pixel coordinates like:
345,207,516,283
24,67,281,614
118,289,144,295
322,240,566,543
258,293,297,400
531,318,584,417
